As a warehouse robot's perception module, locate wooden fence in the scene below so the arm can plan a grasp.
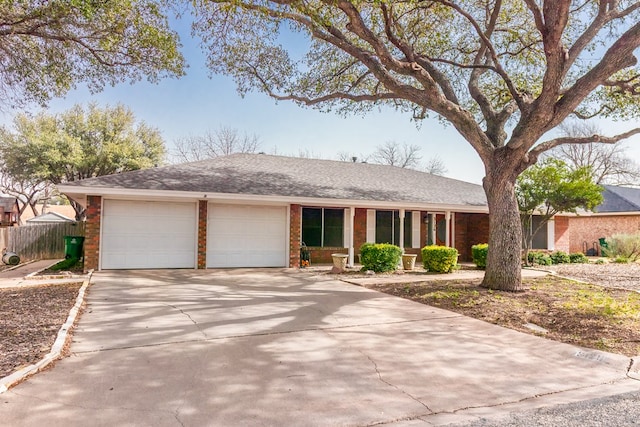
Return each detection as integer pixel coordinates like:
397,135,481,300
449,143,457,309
0,222,86,261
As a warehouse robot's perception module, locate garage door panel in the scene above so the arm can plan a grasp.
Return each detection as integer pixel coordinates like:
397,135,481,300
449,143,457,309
102,200,197,269
208,204,287,268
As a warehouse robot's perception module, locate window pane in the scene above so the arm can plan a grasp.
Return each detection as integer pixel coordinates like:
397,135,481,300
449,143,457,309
302,208,322,246
323,209,344,247
376,210,393,244
404,211,412,248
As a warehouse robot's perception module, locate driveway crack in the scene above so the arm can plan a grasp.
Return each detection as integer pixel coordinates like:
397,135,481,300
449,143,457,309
361,350,433,414
165,304,208,339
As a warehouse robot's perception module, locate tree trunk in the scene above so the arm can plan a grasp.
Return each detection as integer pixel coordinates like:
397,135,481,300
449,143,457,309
482,166,523,291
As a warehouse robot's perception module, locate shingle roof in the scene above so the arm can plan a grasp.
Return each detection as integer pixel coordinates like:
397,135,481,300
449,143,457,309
61,153,487,207
596,185,640,213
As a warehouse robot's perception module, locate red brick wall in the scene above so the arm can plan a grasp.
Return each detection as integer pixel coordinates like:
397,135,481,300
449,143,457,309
197,201,207,269
454,213,490,261
353,208,367,252
553,216,570,253
84,195,102,272
567,215,640,254
289,204,301,267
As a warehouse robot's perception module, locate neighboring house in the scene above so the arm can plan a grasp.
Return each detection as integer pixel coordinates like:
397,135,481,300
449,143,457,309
20,205,78,223
25,211,76,225
553,185,640,255
0,196,19,227
59,153,493,271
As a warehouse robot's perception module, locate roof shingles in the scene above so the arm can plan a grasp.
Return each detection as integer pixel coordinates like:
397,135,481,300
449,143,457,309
63,154,487,207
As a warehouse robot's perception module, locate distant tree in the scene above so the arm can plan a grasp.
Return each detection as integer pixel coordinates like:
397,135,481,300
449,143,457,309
546,122,640,186
0,103,166,219
0,1,184,107
516,158,603,265
0,174,51,224
371,141,422,169
173,126,261,162
424,156,448,176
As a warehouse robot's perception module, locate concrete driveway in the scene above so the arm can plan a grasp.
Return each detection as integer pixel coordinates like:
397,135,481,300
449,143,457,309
1,269,638,426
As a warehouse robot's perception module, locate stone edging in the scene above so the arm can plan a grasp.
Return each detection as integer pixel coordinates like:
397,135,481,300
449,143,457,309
0,273,92,394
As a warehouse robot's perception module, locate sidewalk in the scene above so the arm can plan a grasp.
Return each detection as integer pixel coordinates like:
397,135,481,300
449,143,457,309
0,259,88,288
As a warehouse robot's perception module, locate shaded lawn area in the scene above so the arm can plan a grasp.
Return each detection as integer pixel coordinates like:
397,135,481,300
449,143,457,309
367,276,640,357
0,283,82,379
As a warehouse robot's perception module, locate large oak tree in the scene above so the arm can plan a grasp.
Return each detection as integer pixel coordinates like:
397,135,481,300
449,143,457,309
191,0,640,290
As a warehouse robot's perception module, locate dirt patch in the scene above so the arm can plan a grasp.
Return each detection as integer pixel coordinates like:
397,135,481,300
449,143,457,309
0,283,83,379
366,275,640,357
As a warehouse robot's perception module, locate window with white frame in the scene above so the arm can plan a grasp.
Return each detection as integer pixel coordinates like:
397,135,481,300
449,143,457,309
374,210,413,247
302,208,344,247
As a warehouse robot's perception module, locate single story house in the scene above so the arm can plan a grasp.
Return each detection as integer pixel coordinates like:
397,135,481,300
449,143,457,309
59,154,500,271
555,185,640,255
0,196,19,227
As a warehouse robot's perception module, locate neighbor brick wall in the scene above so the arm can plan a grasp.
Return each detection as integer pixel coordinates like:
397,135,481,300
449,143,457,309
553,216,570,253
84,195,102,272
289,204,301,268
567,215,640,254
197,201,207,269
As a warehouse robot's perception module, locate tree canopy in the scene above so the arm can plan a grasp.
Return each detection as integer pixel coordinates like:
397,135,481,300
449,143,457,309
516,158,603,263
0,0,184,106
0,103,166,219
192,0,640,290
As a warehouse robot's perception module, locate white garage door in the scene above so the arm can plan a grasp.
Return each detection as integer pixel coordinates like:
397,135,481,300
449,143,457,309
207,204,287,268
102,200,197,269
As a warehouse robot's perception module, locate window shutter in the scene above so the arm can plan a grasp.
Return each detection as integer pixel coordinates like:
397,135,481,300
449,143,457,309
366,209,376,243
412,211,421,248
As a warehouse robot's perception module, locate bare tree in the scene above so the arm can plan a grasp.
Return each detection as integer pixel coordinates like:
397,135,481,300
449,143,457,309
0,173,51,224
173,126,261,163
424,156,448,176
546,122,640,186
371,141,422,168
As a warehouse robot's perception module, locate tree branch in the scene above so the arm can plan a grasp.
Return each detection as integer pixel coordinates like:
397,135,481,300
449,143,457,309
529,127,640,161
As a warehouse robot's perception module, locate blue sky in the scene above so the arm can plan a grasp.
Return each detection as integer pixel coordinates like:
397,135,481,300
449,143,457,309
2,16,640,186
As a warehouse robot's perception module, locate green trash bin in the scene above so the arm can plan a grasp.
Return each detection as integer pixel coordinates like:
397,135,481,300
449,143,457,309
598,237,608,256
64,236,85,259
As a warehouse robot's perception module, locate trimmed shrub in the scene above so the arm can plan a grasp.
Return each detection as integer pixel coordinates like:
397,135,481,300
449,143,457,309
603,232,640,262
360,243,402,273
569,252,589,264
550,251,570,264
422,245,459,273
527,251,552,266
471,243,488,269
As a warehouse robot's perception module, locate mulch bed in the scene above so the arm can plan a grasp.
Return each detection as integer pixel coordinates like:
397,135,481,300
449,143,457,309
0,283,82,379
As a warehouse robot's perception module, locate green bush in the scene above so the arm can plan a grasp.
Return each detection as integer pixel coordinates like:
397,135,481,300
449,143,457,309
527,251,552,266
550,251,570,264
471,243,488,269
422,245,459,273
360,243,402,273
614,256,630,264
603,233,640,262
569,252,589,264
595,258,607,265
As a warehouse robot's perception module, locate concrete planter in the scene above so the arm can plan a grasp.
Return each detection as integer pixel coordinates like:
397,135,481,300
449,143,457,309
331,253,349,272
402,254,417,271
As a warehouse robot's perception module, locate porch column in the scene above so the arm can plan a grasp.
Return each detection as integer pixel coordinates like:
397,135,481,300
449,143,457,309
348,206,355,266
399,208,405,252
451,212,456,249
445,211,451,247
